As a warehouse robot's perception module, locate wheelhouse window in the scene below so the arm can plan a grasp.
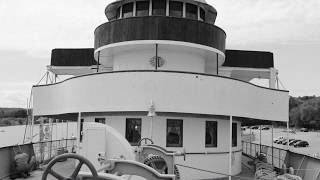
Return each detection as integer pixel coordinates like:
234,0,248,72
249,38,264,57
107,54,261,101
232,123,237,147
122,3,134,18
169,1,183,17
186,3,197,20
199,7,205,21
115,7,121,19
136,1,150,16
125,118,142,145
166,119,183,147
152,0,166,16
95,118,105,124
205,121,217,147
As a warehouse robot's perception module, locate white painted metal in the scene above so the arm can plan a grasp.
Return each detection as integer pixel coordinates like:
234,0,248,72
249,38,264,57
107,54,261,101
33,72,289,122
229,116,232,180
80,116,242,179
77,112,81,153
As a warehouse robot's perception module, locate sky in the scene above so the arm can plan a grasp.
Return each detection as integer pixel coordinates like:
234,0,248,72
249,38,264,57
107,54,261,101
0,0,319,107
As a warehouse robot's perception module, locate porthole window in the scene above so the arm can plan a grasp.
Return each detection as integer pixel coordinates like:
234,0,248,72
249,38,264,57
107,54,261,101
122,3,134,18
169,1,183,17
125,118,142,145
166,119,183,147
200,7,205,21
186,3,197,20
205,121,217,147
136,1,150,16
152,0,166,16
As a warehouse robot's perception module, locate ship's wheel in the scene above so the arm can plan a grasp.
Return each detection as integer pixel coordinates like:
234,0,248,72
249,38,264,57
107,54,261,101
137,137,154,147
143,155,180,180
42,153,98,180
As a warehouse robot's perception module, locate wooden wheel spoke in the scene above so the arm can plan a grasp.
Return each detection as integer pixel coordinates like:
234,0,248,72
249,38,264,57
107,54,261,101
71,161,84,178
49,169,65,180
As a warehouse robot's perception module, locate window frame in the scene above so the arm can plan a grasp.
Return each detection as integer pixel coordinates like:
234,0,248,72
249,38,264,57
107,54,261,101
169,1,183,17
122,2,134,18
125,118,142,146
185,3,198,20
152,0,166,16
205,121,218,148
166,119,183,147
136,1,150,17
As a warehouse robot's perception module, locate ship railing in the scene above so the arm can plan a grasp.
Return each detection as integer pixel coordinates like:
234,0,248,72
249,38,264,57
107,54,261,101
242,141,287,169
32,138,76,164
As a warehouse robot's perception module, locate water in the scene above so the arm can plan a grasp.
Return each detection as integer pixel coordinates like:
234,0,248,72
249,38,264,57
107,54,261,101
0,122,77,147
244,128,320,158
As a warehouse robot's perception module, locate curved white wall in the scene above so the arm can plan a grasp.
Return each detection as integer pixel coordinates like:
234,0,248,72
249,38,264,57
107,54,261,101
32,71,288,122
97,40,223,73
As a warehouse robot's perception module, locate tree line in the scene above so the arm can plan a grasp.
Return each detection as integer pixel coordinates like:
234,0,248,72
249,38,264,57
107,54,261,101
289,96,320,129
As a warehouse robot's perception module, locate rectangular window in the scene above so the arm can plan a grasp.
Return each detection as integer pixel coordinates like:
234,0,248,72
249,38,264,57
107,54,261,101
136,1,149,16
205,121,217,147
152,0,166,16
186,3,197,20
80,119,84,143
95,118,105,124
122,3,134,18
125,118,142,145
200,7,205,21
166,119,183,147
232,123,237,147
169,1,183,17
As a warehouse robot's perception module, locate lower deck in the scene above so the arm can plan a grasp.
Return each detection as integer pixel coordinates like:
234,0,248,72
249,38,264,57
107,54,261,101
15,155,256,180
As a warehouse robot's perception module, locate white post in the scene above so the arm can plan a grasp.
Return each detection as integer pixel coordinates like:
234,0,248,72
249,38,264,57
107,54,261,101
133,1,136,16
287,120,289,150
166,0,169,16
150,116,153,140
77,112,81,152
182,2,186,18
229,116,232,180
271,124,274,166
149,0,152,16
31,115,34,142
269,68,277,89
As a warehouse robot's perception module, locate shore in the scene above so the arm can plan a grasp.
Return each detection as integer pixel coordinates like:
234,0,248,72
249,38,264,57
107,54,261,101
244,127,320,158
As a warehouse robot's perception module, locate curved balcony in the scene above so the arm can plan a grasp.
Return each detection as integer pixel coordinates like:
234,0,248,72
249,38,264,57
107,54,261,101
32,71,288,122
94,16,226,52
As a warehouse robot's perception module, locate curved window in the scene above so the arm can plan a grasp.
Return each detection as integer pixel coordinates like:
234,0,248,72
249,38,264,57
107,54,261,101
186,3,197,20
200,7,205,21
152,0,166,16
136,1,150,16
169,1,183,17
122,3,134,18
116,7,121,19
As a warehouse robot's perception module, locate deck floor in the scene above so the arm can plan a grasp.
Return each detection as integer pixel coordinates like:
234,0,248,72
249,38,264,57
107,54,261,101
17,155,255,180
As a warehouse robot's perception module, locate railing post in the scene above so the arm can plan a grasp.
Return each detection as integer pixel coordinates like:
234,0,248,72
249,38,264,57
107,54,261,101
271,124,274,166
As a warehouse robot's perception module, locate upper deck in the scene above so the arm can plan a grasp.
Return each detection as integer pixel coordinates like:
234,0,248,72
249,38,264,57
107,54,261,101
32,70,288,123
